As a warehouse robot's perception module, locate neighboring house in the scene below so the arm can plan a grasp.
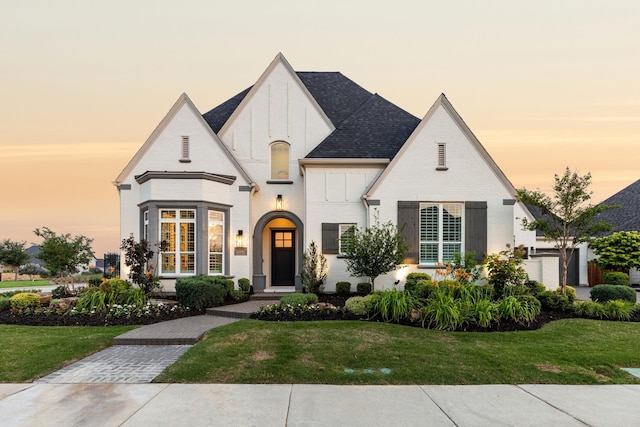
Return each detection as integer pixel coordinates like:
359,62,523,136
591,178,640,285
114,53,556,292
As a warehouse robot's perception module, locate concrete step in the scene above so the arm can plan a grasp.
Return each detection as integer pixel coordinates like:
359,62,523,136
206,299,281,319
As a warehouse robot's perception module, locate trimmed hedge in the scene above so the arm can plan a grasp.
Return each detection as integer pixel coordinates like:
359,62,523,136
590,284,636,304
175,275,228,310
404,272,432,293
356,282,371,296
602,272,630,287
280,293,318,306
336,282,352,295
238,278,251,293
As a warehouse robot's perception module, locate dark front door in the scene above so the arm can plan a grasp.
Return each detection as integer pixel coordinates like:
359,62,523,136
271,230,295,286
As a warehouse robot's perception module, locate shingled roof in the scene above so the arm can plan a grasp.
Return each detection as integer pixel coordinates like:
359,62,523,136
596,179,640,232
201,71,420,159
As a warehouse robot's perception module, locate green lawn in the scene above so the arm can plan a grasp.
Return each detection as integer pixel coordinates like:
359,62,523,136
156,319,640,385
0,280,51,289
0,325,136,382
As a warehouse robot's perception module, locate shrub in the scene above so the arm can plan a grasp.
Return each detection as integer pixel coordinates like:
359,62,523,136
356,282,371,296
404,273,432,293
238,278,251,293
0,297,12,311
280,293,318,306
574,301,606,319
335,282,352,295
51,285,69,299
603,299,635,320
413,279,437,300
558,285,577,302
374,289,420,323
227,289,248,302
524,280,547,296
223,279,235,294
345,296,370,316
590,284,636,304
10,292,41,309
175,275,228,310
537,290,572,312
602,272,630,287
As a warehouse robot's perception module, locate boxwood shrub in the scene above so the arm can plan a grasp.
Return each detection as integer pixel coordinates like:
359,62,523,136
0,297,12,311
238,278,251,293
175,275,228,310
404,272,432,293
590,284,636,304
602,272,630,287
336,281,352,295
356,282,371,296
536,290,572,312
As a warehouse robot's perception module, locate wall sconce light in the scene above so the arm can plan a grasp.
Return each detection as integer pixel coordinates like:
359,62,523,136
276,194,283,211
235,230,244,248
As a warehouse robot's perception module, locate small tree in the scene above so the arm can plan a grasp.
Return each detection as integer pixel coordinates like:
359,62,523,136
34,227,94,286
342,217,408,292
301,241,327,294
120,234,165,296
484,245,529,299
0,239,32,281
591,231,640,271
516,168,616,295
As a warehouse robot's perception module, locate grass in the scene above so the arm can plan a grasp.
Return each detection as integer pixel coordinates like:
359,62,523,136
0,280,51,289
0,325,136,382
156,319,640,385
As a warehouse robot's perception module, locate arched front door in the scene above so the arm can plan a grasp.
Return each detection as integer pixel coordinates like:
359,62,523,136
252,211,304,292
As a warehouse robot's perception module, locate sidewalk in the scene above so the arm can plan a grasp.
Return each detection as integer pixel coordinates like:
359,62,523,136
2,383,640,426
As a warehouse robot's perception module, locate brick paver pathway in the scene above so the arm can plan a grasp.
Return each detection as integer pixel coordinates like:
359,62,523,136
37,345,192,383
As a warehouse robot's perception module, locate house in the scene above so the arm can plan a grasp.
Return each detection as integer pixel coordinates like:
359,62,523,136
114,53,557,292
590,179,640,285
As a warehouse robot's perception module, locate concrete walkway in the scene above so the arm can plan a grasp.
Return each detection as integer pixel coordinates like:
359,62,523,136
2,383,640,426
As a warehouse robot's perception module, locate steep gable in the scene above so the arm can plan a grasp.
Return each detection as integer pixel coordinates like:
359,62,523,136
113,93,252,186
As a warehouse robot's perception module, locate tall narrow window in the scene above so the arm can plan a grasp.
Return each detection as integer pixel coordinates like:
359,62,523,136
270,141,290,180
143,211,149,241
339,223,356,255
208,210,225,274
160,209,196,275
180,136,190,162
419,203,462,264
437,143,447,170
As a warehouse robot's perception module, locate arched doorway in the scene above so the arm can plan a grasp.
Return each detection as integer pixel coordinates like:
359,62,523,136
252,211,304,292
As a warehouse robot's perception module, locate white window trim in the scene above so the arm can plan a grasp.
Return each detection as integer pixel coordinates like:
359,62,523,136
208,210,225,275
419,202,463,265
159,209,196,276
269,141,290,181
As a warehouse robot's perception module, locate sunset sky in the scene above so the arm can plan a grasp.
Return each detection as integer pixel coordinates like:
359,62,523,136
1,1,638,256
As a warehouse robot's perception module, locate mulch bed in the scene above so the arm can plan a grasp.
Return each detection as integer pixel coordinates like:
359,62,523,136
0,308,203,327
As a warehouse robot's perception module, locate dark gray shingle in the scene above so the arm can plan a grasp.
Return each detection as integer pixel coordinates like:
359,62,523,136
597,179,640,232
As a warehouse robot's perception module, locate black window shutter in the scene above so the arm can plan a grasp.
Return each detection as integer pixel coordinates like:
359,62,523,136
398,201,419,264
321,223,339,254
465,201,487,263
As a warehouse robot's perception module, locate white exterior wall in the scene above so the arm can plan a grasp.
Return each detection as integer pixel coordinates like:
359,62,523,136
367,103,528,288
117,99,252,285
304,165,385,291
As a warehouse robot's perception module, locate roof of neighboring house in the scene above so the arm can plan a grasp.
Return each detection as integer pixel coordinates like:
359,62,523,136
201,71,420,159
596,178,640,232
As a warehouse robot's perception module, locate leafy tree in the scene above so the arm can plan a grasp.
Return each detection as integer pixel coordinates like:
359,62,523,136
591,231,640,271
484,245,529,299
341,217,408,292
120,235,165,296
301,241,327,294
516,168,616,294
34,227,94,282
0,239,31,281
